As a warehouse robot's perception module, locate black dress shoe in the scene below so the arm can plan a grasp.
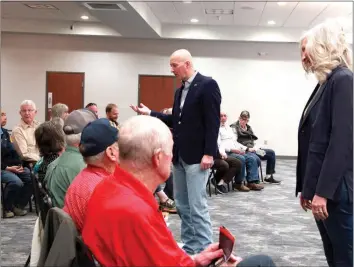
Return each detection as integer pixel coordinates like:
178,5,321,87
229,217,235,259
264,175,281,184
217,184,228,194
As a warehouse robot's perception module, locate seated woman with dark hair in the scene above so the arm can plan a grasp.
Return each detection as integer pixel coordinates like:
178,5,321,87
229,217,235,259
231,111,281,184
34,120,65,183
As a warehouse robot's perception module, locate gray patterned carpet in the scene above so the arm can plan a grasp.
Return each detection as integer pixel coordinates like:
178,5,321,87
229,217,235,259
1,160,327,266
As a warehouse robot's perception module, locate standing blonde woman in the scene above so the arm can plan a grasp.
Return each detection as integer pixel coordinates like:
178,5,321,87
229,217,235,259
296,18,353,267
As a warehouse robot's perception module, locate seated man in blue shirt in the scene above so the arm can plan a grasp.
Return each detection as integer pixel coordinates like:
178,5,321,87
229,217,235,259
1,111,32,218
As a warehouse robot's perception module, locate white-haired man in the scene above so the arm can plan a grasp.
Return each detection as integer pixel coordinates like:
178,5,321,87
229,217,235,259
12,100,40,166
63,118,119,232
82,116,275,267
44,109,97,208
130,49,221,254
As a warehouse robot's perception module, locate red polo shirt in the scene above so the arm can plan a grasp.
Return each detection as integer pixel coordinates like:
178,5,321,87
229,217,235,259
82,166,195,267
63,165,112,232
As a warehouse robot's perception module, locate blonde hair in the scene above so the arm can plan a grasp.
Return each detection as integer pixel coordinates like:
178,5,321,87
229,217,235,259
300,18,352,83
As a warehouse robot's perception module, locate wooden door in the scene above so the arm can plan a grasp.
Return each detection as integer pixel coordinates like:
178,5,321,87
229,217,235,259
138,75,181,112
46,72,84,120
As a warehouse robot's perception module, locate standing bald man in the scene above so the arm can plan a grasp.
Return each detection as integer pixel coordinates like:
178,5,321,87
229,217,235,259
130,49,221,254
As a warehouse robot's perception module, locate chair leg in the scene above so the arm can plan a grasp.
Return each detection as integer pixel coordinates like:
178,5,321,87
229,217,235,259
24,253,31,267
259,165,264,183
207,173,212,197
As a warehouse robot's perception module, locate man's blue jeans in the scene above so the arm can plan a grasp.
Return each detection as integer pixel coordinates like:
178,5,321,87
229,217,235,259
173,157,213,255
227,153,259,183
256,149,276,175
1,168,32,211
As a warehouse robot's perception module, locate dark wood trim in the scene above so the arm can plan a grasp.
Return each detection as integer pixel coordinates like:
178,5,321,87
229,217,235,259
276,156,297,160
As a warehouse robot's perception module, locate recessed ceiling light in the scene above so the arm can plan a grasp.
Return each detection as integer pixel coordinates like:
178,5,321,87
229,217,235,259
277,2,287,6
81,15,89,20
183,1,192,3
267,20,276,25
190,18,199,23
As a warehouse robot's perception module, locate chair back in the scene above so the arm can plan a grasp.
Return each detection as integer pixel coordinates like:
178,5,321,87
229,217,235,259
30,170,53,226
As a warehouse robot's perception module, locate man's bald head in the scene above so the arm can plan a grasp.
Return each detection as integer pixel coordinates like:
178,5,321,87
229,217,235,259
170,49,195,81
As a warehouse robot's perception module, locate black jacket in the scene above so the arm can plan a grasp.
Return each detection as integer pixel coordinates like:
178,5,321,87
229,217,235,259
230,121,258,148
151,73,221,165
1,127,22,170
296,66,353,203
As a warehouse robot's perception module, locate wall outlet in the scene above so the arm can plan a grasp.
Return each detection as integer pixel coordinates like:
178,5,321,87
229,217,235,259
264,140,268,145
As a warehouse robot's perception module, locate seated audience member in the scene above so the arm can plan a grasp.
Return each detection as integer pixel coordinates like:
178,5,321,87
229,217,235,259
154,182,176,213
50,103,69,121
44,109,97,208
82,115,275,267
219,112,263,191
213,143,244,193
1,111,32,217
34,121,65,183
231,111,280,184
85,103,98,118
63,118,119,231
12,100,40,167
105,103,119,128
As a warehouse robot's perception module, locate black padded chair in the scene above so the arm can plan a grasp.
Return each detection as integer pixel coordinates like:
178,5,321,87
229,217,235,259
24,172,53,267
206,168,218,197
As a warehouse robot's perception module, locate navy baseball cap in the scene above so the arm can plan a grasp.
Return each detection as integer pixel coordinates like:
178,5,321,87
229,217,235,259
79,118,119,157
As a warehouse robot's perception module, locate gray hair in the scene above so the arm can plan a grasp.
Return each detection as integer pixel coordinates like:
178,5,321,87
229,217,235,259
83,151,105,165
51,103,69,119
20,100,36,110
65,133,81,146
300,18,352,83
118,116,172,169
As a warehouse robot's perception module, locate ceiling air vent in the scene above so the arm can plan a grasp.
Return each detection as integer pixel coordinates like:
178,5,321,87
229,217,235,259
83,2,127,11
205,9,234,15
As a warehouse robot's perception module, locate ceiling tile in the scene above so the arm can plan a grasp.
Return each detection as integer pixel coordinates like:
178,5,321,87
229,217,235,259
203,1,234,10
258,1,299,27
310,2,353,28
284,2,328,28
2,2,99,22
207,14,234,25
233,2,266,26
173,2,206,24
147,2,182,24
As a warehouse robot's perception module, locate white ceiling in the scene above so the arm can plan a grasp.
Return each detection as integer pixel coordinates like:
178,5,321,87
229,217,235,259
147,1,352,27
1,1,353,43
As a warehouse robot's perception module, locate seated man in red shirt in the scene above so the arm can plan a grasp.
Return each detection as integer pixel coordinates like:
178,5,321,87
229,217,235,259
63,118,119,232
82,116,276,267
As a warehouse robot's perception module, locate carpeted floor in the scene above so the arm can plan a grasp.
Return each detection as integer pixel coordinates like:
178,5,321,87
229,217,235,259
1,159,327,266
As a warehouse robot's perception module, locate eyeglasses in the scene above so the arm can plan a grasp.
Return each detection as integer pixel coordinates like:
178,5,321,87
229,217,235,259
20,109,35,113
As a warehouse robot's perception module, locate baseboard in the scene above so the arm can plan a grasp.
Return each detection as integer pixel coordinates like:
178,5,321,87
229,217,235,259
276,155,297,160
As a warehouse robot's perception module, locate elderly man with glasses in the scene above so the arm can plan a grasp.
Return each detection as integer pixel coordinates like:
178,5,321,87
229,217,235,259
12,100,40,168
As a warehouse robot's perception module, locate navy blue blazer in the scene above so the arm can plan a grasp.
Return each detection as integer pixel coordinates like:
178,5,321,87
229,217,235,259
151,72,221,165
296,66,353,203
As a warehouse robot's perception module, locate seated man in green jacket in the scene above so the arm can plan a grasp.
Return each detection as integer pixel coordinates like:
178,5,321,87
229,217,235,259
44,109,97,207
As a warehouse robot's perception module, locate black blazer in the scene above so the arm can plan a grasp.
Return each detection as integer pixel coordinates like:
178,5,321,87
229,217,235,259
151,72,221,165
296,66,353,203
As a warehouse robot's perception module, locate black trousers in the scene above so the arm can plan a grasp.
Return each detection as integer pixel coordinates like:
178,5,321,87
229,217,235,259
154,173,174,200
213,157,242,184
315,180,353,267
